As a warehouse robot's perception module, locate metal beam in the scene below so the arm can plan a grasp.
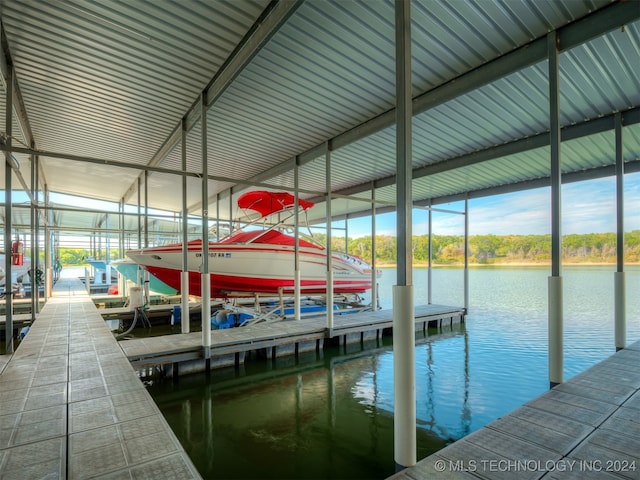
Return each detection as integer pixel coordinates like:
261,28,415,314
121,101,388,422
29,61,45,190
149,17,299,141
263,0,638,177
0,21,34,147
324,159,640,224
315,106,639,203
205,0,302,107
123,0,303,207
2,145,323,201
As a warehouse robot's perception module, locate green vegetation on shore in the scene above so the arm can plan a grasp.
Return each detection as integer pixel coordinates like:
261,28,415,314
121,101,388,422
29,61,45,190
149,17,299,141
34,231,640,267
320,231,640,266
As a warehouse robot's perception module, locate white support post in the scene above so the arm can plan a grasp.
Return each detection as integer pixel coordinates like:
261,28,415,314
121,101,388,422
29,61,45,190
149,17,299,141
614,272,626,351
393,285,415,467
548,276,563,385
181,272,190,334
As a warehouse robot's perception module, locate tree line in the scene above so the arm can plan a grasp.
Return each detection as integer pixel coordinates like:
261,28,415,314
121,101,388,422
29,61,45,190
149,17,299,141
26,231,640,266
319,230,640,265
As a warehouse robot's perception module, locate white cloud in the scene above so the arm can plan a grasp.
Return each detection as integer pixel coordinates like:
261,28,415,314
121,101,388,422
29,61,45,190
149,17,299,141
344,172,640,237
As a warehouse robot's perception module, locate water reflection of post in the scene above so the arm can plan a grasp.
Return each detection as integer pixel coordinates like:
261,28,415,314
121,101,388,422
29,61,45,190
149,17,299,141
460,327,471,436
182,398,192,450
203,386,214,472
426,343,435,429
296,373,303,438
329,363,336,429
367,356,381,461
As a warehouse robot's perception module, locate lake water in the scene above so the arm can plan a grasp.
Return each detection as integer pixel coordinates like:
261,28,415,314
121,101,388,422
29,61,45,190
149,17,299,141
146,265,640,479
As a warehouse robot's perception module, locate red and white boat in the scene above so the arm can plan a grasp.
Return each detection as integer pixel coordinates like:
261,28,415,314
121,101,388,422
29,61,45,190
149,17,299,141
126,191,378,298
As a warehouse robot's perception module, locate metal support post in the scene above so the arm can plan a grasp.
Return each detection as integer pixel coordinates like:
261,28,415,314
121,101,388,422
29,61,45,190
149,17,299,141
614,112,625,350
4,65,13,353
326,146,334,329
548,31,563,387
181,117,190,333
393,0,416,469
294,159,301,321
200,94,211,359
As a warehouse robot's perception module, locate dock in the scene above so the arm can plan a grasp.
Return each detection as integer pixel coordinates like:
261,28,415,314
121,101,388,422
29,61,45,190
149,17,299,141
118,303,465,375
0,278,201,479
0,313,34,330
390,340,640,480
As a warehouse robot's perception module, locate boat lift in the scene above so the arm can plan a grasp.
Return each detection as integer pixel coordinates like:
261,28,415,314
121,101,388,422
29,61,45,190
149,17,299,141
211,287,376,328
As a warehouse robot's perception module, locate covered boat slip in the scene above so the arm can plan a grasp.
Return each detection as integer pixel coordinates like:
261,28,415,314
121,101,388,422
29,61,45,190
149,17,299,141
389,340,640,480
0,278,201,480
119,302,465,373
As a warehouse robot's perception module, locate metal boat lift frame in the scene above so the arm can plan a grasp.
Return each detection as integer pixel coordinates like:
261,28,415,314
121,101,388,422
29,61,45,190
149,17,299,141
216,287,375,327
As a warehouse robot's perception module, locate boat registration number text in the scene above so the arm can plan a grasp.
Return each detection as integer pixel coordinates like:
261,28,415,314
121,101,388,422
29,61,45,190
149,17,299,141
196,252,231,258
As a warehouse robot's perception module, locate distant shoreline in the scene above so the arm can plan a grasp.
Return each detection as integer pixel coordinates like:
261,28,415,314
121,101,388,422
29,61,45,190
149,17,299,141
377,261,639,268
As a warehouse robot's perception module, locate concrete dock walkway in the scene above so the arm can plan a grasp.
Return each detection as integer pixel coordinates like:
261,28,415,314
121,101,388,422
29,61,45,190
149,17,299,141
390,340,640,479
0,277,201,479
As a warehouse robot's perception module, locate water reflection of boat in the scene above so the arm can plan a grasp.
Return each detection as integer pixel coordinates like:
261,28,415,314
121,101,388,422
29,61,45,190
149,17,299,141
126,191,379,298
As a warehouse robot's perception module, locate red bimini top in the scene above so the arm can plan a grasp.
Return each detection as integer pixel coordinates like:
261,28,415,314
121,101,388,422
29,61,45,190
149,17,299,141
237,190,314,217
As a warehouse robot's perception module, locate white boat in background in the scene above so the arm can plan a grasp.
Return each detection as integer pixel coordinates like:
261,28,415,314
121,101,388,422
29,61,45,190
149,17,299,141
0,255,31,288
126,191,380,299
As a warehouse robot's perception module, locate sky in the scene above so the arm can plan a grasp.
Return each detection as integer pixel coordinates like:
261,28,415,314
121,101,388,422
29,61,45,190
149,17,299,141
346,171,640,238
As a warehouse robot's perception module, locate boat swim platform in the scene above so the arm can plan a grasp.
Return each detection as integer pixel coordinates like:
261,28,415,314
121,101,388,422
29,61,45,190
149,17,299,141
118,303,466,375
0,278,202,480
389,340,640,480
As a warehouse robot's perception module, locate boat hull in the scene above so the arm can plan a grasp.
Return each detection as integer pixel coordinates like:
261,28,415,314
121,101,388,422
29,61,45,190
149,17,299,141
126,242,375,298
111,258,178,296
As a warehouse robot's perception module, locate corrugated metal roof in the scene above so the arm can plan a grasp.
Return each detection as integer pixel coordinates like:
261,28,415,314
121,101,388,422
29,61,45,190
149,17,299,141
0,0,638,235
0,0,270,204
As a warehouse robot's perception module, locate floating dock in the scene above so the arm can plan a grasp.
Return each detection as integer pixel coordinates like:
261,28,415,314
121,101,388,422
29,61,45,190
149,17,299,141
390,340,640,480
0,313,34,330
118,303,465,376
0,278,202,479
